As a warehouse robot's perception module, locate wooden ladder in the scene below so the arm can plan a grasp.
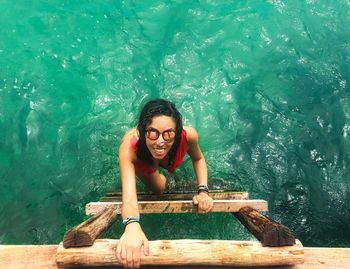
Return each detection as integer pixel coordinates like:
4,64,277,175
56,190,304,267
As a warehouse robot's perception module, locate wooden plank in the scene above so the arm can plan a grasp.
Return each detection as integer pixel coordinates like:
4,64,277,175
86,199,268,215
56,239,304,267
233,207,296,247
63,207,118,248
104,189,240,197
1,245,350,268
100,191,248,202
296,247,350,269
0,245,58,269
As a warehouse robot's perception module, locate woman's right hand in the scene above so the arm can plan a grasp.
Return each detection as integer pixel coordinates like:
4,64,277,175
116,222,150,268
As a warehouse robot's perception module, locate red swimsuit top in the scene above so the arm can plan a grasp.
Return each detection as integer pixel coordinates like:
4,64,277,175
131,129,188,175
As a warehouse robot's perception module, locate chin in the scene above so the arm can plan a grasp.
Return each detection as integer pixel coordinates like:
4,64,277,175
150,148,170,160
152,152,167,160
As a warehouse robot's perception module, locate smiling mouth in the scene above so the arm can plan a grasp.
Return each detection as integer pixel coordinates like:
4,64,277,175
154,148,166,155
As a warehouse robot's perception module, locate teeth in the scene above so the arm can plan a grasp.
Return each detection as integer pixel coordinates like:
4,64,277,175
155,148,165,154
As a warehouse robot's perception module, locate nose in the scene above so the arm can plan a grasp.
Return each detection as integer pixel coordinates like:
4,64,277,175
156,134,165,144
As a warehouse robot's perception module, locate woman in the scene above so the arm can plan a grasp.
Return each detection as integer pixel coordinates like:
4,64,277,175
116,99,213,268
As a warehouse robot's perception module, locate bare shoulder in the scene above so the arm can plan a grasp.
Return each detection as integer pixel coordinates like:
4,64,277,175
119,128,138,160
183,126,199,144
120,128,138,144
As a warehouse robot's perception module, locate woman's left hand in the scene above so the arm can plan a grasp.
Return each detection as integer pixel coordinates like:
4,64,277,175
192,192,213,214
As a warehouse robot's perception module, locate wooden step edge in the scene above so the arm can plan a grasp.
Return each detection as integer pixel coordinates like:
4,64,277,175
105,189,241,197
86,199,268,215
56,239,304,267
100,191,248,202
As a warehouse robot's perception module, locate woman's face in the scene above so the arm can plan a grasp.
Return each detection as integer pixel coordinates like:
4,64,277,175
145,115,176,160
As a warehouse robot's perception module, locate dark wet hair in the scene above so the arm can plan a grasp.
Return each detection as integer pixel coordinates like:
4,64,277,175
136,99,183,167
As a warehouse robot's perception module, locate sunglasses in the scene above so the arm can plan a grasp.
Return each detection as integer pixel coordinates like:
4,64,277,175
146,128,176,141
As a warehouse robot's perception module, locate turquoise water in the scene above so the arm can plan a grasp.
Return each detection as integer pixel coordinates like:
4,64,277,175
1,0,350,247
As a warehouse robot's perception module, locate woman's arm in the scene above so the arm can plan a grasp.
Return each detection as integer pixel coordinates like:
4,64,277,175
185,126,208,185
184,126,213,213
116,129,149,268
119,130,139,220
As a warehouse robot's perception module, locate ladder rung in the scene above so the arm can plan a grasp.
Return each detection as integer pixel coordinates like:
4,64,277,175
86,199,268,215
100,191,248,202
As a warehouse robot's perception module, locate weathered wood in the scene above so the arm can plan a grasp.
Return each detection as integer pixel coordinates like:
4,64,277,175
233,207,295,247
56,239,304,267
86,199,268,215
105,189,240,197
0,245,58,269
1,244,350,269
100,191,248,202
63,207,118,248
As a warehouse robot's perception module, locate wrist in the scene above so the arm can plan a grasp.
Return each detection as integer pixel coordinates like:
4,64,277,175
123,216,140,228
197,184,209,194
124,221,141,231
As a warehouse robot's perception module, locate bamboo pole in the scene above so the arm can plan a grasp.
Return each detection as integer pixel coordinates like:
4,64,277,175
56,239,304,267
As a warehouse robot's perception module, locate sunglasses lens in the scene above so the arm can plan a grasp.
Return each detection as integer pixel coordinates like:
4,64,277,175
147,130,159,140
163,130,175,141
